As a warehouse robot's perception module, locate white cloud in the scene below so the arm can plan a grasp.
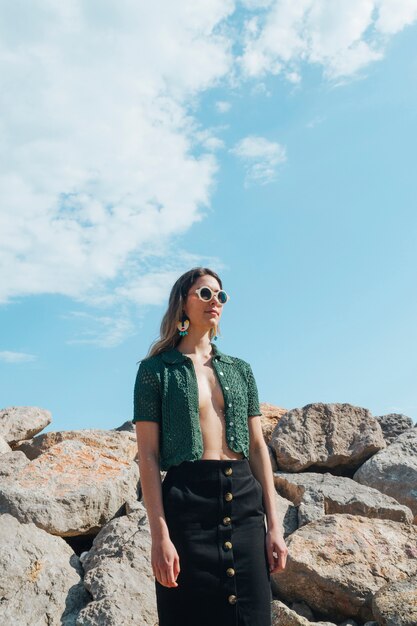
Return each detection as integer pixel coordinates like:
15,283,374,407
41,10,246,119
0,351,36,363
0,0,234,306
215,100,232,113
231,135,286,185
240,0,417,80
65,311,136,348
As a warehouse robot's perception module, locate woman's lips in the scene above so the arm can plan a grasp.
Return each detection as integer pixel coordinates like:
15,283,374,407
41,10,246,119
206,310,219,316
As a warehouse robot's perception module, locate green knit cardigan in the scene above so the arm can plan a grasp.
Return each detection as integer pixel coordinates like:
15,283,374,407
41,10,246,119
132,342,262,470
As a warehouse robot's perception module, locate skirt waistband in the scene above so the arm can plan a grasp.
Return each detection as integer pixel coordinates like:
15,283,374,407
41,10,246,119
166,458,252,481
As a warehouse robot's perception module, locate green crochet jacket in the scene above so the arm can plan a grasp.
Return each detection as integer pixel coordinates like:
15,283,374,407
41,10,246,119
132,342,262,471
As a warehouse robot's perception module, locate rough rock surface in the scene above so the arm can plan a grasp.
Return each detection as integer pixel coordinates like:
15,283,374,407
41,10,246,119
0,406,51,445
0,450,29,477
15,428,137,462
0,513,89,625
273,471,413,526
0,439,139,536
76,503,157,626
270,403,386,472
271,513,417,622
269,445,279,471
274,491,298,538
0,434,11,454
353,428,417,521
260,402,288,443
371,574,417,626
375,413,414,445
271,600,336,625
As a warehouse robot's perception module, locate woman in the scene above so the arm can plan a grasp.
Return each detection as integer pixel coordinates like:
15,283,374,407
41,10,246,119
133,267,287,626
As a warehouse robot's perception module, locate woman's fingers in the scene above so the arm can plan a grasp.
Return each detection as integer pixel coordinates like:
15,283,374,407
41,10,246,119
173,553,181,579
154,559,180,587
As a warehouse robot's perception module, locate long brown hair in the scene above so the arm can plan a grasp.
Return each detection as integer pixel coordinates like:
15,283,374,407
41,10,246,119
145,267,223,358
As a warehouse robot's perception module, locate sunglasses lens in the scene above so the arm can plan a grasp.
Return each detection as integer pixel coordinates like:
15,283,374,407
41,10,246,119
218,291,228,304
200,287,213,301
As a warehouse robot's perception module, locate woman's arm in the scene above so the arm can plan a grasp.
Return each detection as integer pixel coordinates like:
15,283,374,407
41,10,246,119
135,421,180,587
248,416,288,574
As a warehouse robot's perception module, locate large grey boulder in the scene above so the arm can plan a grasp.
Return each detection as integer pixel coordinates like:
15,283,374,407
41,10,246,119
0,439,139,536
271,600,336,625
274,490,298,538
0,434,11,454
0,406,51,445
0,450,29,477
15,428,137,462
0,513,89,625
271,513,417,623
273,471,413,526
270,403,385,473
371,574,417,626
353,428,417,522
76,503,157,626
375,413,414,445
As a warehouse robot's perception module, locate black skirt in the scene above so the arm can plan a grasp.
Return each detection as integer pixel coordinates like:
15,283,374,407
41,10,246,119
155,458,272,626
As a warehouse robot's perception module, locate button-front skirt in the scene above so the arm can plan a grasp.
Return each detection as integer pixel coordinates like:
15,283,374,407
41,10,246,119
155,458,272,626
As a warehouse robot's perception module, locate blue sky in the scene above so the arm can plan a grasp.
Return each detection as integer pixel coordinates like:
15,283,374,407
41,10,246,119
1,1,417,431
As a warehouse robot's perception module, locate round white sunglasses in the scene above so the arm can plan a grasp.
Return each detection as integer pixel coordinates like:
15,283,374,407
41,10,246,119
193,286,230,304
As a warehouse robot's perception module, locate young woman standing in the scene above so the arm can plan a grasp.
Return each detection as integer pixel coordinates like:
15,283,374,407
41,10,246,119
133,267,287,626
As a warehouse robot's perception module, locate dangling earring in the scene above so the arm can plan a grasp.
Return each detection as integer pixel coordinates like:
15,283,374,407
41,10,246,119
212,325,218,341
177,313,190,336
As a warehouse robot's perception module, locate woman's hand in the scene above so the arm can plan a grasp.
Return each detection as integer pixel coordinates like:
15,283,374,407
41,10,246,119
152,536,181,587
265,528,288,574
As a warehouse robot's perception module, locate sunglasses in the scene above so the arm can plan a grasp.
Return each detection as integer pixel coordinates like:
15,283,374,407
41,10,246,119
193,286,230,304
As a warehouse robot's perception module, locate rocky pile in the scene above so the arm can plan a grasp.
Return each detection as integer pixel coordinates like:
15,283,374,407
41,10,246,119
0,402,416,625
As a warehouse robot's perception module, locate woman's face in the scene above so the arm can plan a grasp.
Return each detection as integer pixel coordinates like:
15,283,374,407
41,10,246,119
183,274,224,330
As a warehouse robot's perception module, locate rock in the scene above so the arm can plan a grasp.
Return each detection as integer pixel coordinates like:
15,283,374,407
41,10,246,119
0,406,51,445
375,413,414,445
0,450,30,477
353,428,417,522
275,491,298,538
371,574,417,626
271,513,417,622
0,434,11,454
14,428,137,462
76,503,157,626
271,600,336,625
0,439,139,536
269,445,279,471
260,402,288,443
273,471,413,526
114,420,135,432
0,513,89,625
290,600,315,620
270,403,385,473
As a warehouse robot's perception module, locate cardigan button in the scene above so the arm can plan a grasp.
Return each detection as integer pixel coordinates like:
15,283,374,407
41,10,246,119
224,492,233,502
224,467,233,476
224,541,233,550
228,594,237,604
226,568,235,577
219,371,224,376
223,516,231,525
225,386,229,390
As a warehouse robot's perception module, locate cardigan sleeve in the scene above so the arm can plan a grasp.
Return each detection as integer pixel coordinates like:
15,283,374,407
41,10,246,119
132,360,162,423
246,363,263,417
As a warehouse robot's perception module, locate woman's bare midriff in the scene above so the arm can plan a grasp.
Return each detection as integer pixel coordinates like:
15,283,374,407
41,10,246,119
198,404,245,461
